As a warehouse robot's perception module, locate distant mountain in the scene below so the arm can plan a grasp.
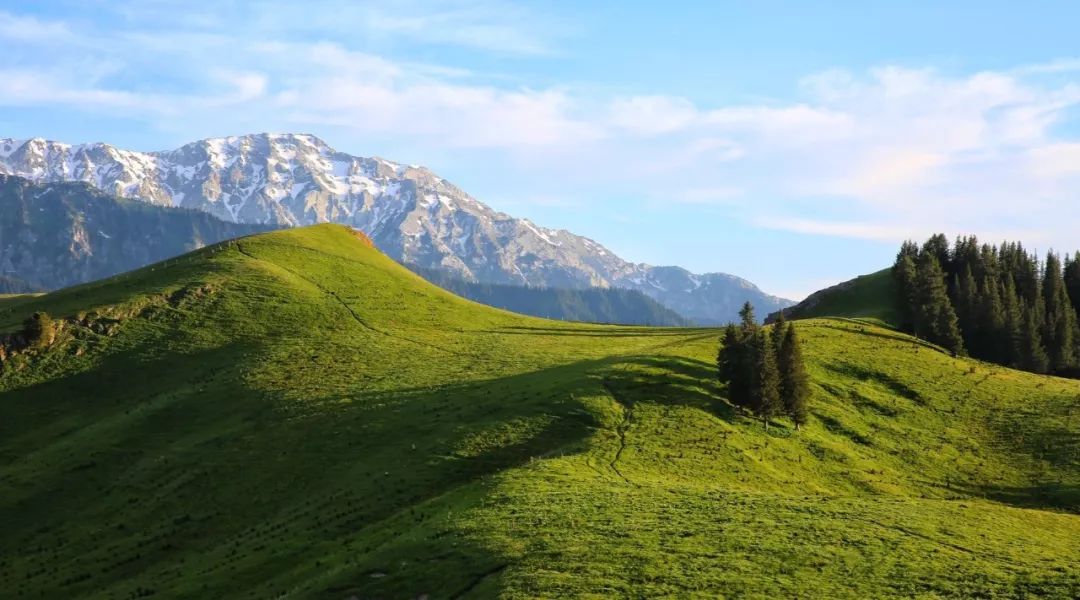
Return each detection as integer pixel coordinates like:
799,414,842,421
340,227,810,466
0,175,272,290
0,276,34,294
0,134,792,322
411,266,691,326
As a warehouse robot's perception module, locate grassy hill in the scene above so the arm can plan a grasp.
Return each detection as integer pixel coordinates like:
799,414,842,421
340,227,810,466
0,225,1077,598
771,268,901,327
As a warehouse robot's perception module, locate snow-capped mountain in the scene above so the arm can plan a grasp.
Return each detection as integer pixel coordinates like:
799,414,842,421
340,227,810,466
0,133,791,322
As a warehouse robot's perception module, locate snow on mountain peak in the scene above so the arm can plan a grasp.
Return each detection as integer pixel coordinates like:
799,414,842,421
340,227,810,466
0,133,792,322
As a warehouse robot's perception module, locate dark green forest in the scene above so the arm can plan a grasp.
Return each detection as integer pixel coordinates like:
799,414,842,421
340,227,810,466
893,234,1080,376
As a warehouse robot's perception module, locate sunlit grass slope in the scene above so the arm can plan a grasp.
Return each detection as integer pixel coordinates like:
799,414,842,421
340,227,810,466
783,268,901,327
0,225,1076,598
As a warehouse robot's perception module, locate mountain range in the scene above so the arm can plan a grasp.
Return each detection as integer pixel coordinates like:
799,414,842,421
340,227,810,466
0,133,791,323
410,264,691,326
0,175,271,291
0,175,692,326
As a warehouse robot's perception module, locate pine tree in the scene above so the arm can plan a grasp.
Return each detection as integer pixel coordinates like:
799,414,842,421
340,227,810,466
893,244,920,332
933,302,966,356
1064,252,1080,315
771,309,787,357
1042,252,1077,372
955,266,978,349
739,301,757,334
896,240,920,263
975,275,1004,362
717,324,750,408
1019,303,1050,373
750,330,782,430
1000,278,1023,367
915,252,965,355
922,234,952,275
778,323,809,430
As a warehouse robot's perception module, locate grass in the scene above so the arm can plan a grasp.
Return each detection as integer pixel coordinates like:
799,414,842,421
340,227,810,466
0,224,1076,598
785,268,902,327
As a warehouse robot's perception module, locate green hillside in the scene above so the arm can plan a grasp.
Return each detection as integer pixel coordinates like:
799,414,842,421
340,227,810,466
774,268,901,327
0,225,1077,598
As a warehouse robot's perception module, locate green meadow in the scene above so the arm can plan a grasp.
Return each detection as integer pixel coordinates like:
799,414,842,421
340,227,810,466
0,225,1076,598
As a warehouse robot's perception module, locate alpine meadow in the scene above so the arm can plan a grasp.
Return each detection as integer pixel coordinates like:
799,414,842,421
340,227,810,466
2,2,1080,599
0,226,1077,598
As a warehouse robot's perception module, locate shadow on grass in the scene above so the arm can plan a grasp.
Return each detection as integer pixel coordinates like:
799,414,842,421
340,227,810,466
598,355,735,421
950,482,1080,514
0,336,740,599
821,361,925,405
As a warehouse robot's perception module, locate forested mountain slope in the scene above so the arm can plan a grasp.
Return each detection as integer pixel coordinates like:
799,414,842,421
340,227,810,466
0,175,272,290
410,265,691,326
0,225,1075,598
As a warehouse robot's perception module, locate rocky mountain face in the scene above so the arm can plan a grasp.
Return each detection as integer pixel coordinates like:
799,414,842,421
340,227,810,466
0,175,272,290
0,134,792,322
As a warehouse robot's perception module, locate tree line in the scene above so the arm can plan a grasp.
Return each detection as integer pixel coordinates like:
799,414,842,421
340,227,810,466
893,234,1080,375
717,303,809,430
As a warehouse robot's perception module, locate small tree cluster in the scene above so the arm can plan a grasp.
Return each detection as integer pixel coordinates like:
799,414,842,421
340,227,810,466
717,304,810,429
893,235,1080,375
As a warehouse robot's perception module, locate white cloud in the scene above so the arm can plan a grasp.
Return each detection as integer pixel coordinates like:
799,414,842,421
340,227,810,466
609,96,699,135
1014,58,1080,75
757,217,928,243
0,11,73,42
1028,143,1080,177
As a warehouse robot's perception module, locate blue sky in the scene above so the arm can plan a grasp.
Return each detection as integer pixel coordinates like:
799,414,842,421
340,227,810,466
4,1,1080,298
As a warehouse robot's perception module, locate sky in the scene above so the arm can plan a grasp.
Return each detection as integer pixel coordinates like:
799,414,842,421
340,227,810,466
3,1,1080,299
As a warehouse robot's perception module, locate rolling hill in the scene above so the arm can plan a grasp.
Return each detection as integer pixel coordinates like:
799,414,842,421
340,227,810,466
769,268,900,327
0,225,1077,598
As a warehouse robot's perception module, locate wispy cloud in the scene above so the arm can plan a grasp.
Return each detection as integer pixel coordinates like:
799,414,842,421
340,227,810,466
1013,58,1080,75
0,10,74,42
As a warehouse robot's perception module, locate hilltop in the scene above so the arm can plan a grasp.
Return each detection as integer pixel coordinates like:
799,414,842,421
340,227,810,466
769,268,900,327
0,225,1076,598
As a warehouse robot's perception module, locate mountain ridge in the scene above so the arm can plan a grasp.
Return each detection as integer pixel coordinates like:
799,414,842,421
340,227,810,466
0,133,791,323
0,174,273,290
409,264,692,326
